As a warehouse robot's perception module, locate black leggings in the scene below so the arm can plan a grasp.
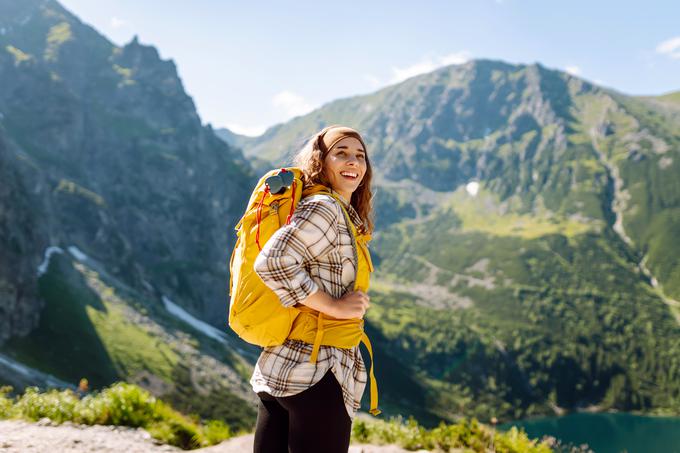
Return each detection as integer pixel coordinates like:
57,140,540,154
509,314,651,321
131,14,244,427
253,370,352,453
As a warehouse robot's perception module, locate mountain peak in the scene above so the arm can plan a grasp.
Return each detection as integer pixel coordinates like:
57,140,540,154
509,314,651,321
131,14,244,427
122,34,162,62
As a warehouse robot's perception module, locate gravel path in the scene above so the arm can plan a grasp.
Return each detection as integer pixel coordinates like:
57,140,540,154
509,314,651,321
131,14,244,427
0,420,430,452
0,419,179,452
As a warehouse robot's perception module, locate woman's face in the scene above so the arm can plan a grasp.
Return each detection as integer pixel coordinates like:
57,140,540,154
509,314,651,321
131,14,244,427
322,136,367,201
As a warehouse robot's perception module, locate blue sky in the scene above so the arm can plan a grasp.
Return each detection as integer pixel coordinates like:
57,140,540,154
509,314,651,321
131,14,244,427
59,0,680,136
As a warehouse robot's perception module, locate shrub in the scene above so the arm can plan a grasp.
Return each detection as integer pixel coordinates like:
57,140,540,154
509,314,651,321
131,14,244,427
80,382,159,427
494,426,553,453
0,386,13,418
203,419,232,444
0,381,232,450
12,387,79,423
351,415,553,453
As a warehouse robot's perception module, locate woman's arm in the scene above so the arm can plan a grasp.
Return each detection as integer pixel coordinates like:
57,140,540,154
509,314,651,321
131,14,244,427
253,196,338,307
253,196,369,319
298,287,370,319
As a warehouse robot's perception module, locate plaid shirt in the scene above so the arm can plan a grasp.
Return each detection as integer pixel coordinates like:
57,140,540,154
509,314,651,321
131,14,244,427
250,189,368,420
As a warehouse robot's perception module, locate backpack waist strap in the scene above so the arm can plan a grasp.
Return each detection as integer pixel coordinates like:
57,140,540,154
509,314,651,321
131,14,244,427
288,306,381,416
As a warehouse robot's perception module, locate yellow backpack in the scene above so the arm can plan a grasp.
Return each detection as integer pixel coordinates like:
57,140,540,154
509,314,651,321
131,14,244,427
228,167,380,415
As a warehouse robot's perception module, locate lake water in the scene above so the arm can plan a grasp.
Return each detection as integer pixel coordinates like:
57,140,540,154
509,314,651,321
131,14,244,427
500,412,680,453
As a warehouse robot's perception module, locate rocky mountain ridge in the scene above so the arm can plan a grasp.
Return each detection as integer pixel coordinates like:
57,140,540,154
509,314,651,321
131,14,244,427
0,0,255,334
235,59,680,421
2,0,680,428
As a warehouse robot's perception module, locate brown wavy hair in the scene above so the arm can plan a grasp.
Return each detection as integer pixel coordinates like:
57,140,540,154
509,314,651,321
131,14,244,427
292,125,374,234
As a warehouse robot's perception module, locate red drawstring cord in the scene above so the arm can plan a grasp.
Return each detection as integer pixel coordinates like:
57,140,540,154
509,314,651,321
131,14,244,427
285,179,297,225
255,186,270,251
256,169,296,250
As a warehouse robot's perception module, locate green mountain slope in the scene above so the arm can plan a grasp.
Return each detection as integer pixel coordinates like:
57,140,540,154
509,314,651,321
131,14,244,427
654,90,680,105
3,0,680,429
0,0,259,429
1,248,258,430
0,0,254,325
241,60,680,422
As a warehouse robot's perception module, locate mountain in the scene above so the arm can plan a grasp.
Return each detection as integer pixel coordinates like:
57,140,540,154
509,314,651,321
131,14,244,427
0,126,44,342
214,127,272,175
2,0,680,429
214,127,257,149
0,0,259,427
238,60,680,422
0,0,255,324
654,90,680,105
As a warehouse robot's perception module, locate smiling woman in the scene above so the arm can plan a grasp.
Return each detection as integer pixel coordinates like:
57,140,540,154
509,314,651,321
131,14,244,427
249,125,377,453
292,125,375,234
323,137,367,199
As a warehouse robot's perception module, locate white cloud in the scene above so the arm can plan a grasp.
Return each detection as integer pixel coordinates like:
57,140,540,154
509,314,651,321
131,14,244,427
656,36,680,59
439,52,471,66
565,65,582,76
110,16,128,29
272,90,316,119
224,123,267,137
390,51,471,84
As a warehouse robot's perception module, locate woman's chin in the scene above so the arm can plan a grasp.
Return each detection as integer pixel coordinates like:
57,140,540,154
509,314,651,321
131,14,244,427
344,184,360,194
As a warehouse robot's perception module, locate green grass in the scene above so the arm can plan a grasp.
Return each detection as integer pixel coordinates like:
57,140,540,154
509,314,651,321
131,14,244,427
112,64,133,79
5,45,32,64
370,217,680,423
54,179,106,206
45,22,73,61
2,253,178,388
643,207,680,299
445,185,597,239
1,251,258,430
2,255,121,386
0,383,234,450
0,383,556,452
589,92,680,300
656,91,680,105
351,415,554,452
76,262,179,380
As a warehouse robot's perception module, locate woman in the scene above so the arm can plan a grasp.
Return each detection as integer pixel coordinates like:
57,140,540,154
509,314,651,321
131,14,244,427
251,124,375,453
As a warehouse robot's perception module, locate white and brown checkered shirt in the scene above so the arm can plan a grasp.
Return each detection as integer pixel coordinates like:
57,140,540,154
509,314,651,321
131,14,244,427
250,189,368,420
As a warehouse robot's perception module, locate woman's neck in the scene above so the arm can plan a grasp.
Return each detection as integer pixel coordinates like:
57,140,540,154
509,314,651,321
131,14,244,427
329,188,350,207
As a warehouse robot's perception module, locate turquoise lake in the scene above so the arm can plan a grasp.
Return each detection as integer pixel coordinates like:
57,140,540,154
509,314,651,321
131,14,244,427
501,412,680,453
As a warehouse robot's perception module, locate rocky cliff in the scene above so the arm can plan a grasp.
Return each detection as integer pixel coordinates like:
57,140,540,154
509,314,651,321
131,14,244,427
0,0,255,331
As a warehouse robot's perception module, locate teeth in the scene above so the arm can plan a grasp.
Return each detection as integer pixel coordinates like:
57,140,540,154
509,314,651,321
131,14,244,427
340,172,357,178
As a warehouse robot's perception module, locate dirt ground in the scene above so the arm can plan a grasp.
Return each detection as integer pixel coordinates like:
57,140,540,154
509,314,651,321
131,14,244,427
0,419,432,452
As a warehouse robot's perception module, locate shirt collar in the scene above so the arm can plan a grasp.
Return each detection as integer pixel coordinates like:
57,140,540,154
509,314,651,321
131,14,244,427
329,188,365,232
329,188,350,207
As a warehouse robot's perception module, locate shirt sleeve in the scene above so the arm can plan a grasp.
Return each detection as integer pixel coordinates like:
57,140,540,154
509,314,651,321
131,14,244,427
253,195,339,307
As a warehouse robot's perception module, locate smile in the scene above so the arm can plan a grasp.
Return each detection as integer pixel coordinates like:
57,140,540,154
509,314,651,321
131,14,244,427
340,171,359,180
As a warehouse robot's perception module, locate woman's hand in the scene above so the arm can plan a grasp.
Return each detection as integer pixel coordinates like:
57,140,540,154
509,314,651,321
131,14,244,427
329,290,370,319
298,288,370,319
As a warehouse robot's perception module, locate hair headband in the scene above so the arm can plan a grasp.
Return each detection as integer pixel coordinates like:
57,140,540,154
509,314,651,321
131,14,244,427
318,125,368,156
